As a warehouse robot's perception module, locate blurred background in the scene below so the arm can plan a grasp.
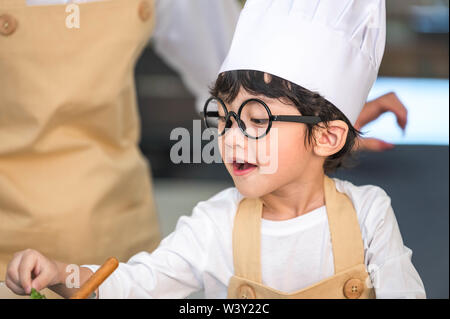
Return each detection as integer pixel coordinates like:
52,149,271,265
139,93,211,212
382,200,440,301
135,0,449,298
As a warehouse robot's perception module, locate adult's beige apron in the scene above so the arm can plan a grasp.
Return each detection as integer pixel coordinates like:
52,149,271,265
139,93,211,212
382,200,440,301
228,175,376,299
0,0,161,286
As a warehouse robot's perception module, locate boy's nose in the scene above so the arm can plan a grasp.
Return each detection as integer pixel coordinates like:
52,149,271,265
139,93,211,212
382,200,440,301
222,124,246,151
221,126,246,165
220,113,247,158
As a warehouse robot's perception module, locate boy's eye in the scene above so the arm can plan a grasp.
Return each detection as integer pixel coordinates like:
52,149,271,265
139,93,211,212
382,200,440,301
250,118,269,125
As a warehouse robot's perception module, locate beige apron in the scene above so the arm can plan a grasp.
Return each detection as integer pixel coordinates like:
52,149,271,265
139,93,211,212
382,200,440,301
0,0,161,286
228,175,375,299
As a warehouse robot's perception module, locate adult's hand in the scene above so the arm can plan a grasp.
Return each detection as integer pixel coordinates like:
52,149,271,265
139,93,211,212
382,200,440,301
353,92,408,152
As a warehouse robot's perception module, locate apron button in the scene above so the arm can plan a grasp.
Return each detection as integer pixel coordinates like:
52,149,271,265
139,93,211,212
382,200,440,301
343,278,364,299
138,1,152,22
0,14,17,36
238,284,256,299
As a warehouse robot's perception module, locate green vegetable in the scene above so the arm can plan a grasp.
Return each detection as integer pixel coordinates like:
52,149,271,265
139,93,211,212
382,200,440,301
30,288,46,299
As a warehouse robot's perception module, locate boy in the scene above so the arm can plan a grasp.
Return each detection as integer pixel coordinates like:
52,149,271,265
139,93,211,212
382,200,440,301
5,0,425,298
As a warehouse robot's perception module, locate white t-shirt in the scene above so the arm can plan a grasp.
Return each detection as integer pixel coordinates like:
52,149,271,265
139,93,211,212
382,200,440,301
84,178,426,299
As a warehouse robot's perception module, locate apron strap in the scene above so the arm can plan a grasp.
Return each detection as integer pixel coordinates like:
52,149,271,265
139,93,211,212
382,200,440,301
323,175,365,273
232,197,263,283
231,175,365,283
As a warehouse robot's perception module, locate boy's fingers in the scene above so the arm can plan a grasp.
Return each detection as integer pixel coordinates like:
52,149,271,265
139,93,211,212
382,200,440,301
6,253,23,284
18,253,37,294
31,268,53,292
5,276,26,295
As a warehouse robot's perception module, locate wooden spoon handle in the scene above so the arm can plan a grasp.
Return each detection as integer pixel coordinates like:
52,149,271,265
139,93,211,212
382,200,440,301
70,257,119,299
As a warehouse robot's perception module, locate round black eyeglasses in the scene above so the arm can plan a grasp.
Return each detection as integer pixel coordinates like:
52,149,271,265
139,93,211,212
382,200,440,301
201,97,322,140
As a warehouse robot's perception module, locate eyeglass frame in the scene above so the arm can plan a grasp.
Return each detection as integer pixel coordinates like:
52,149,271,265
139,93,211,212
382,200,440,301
201,96,323,140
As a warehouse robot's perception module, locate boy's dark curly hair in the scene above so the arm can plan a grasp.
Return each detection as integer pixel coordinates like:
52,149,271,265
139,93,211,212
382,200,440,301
209,70,363,174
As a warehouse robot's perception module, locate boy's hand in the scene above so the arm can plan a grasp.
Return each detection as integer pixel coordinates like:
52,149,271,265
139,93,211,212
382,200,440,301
5,249,64,295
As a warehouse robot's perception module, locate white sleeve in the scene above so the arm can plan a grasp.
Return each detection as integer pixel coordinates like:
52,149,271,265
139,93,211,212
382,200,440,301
151,0,241,113
82,205,214,299
363,188,427,299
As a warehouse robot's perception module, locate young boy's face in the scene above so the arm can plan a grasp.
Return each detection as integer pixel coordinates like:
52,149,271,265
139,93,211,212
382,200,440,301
218,88,322,198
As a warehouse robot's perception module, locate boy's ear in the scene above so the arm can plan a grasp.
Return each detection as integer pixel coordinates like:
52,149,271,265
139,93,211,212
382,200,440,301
313,120,349,157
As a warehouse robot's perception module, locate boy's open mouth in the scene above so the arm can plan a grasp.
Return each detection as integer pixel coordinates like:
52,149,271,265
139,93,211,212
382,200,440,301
232,161,258,176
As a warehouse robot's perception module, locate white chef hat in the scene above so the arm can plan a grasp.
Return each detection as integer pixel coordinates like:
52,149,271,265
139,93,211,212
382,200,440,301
219,0,386,125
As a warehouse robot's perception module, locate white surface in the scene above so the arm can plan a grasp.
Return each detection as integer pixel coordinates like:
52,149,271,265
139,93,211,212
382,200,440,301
365,77,449,145
83,178,426,299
